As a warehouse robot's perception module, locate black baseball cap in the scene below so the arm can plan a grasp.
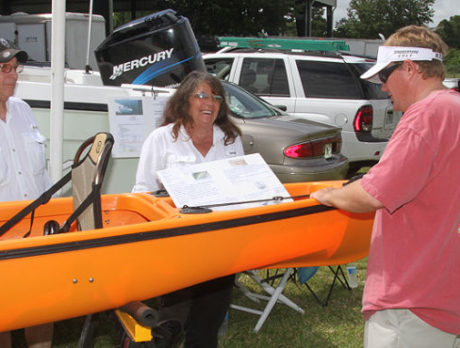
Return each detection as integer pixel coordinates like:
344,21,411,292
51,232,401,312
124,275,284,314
0,38,28,64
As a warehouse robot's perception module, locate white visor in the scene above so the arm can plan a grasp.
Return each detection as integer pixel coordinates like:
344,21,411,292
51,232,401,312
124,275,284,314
360,46,443,84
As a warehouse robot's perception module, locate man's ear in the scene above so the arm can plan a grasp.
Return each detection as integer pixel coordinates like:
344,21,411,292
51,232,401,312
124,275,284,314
404,60,421,79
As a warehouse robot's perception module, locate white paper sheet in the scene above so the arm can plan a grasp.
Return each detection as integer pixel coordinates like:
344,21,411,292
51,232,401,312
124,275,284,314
157,153,292,211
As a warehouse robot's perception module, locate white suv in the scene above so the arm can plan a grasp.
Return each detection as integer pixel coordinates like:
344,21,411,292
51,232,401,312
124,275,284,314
204,47,402,173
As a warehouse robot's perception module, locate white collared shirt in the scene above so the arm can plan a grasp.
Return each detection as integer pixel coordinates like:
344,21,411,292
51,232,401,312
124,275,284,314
133,123,244,192
0,97,52,201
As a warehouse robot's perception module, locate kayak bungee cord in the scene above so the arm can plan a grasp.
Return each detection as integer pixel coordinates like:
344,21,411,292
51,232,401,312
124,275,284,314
180,194,311,213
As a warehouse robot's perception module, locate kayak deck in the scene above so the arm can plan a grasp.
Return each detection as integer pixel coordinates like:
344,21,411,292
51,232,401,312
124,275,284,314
0,180,325,241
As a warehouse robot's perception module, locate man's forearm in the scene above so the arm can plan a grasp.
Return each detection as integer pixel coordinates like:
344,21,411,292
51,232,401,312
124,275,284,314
310,179,383,213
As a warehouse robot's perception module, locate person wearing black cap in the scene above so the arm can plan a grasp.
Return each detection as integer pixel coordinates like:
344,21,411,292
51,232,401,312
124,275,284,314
0,38,53,348
312,25,459,348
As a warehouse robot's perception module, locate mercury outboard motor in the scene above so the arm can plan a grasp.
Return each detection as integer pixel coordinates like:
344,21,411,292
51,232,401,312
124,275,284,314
95,9,205,87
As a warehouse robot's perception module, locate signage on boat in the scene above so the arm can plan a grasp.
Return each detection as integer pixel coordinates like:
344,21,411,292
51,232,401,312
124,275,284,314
109,48,175,80
108,95,170,158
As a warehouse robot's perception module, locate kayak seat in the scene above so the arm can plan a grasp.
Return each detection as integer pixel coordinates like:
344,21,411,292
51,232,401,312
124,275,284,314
0,132,114,238
42,132,114,234
70,132,114,231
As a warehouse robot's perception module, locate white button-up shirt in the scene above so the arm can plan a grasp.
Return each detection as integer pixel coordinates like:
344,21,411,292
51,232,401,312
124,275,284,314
0,97,51,202
133,123,244,193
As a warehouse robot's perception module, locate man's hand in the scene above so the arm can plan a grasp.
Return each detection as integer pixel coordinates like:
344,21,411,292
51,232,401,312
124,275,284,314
310,187,336,207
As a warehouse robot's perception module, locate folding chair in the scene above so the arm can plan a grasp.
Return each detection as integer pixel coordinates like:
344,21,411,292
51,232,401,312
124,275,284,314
230,268,305,333
230,264,352,332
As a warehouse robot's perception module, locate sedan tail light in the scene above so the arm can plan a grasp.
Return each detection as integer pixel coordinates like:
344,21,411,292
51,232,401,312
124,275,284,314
354,105,373,132
284,135,342,158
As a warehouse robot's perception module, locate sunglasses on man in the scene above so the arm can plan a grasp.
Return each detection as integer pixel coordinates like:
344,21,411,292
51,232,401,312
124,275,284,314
378,62,403,84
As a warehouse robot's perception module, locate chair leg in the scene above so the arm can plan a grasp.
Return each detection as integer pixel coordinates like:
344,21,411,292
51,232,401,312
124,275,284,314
340,265,352,290
303,265,353,307
231,268,304,333
252,269,304,332
304,282,327,307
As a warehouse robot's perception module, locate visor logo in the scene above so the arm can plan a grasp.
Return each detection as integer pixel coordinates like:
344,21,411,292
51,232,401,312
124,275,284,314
109,48,174,80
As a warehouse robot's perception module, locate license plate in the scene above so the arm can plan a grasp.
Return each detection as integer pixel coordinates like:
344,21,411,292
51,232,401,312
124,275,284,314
324,143,332,159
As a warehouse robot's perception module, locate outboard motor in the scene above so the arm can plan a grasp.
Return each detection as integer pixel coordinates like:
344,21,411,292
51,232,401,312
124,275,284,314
95,9,205,87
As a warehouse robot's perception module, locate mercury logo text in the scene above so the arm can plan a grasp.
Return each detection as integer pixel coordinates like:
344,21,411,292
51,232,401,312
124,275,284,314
109,48,174,80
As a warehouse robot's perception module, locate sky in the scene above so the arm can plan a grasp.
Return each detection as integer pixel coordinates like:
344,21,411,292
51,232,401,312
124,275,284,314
333,0,460,28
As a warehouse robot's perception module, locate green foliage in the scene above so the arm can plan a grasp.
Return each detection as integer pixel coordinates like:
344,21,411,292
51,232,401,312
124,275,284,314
112,0,293,36
334,0,435,39
112,0,440,40
311,6,328,37
444,48,460,77
112,11,133,29
111,1,326,38
436,15,460,49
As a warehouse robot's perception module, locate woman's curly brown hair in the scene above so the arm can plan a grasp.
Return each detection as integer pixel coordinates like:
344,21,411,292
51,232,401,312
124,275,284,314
161,71,241,145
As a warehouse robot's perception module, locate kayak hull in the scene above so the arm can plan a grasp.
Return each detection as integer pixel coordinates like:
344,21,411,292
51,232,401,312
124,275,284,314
0,181,373,331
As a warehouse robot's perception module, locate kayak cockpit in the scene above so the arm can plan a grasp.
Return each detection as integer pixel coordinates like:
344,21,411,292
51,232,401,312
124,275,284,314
0,193,178,240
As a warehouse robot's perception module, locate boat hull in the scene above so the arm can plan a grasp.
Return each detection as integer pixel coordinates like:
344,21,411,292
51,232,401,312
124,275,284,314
0,181,373,331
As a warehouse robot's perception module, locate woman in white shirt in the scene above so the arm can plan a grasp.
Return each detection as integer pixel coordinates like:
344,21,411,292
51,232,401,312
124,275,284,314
133,71,243,348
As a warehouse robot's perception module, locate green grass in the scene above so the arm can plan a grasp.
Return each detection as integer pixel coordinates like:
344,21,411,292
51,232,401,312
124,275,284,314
220,260,367,348
10,259,368,347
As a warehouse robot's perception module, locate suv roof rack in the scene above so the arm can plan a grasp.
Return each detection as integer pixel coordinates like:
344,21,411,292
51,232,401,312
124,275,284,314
215,46,345,58
218,36,350,52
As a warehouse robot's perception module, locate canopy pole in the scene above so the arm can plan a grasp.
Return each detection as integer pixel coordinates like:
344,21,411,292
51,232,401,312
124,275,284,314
50,0,66,183
85,0,94,72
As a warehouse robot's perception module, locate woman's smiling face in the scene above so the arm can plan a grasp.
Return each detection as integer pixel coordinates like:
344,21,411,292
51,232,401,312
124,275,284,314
188,82,222,129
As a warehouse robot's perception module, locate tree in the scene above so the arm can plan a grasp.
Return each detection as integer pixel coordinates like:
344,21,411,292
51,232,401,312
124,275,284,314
115,0,293,37
436,15,460,49
334,0,435,39
436,16,460,76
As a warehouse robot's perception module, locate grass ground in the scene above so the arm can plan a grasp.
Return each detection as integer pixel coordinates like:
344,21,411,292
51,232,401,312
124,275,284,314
10,259,368,347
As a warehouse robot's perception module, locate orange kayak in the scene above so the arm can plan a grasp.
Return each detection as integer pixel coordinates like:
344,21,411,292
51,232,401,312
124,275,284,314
0,180,374,331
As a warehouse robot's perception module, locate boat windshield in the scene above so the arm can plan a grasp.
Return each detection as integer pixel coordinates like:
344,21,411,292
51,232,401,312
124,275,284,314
223,82,283,119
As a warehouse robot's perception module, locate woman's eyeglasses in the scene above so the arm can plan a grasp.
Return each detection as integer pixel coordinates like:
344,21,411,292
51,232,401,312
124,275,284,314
193,92,223,103
0,63,24,74
378,63,402,84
